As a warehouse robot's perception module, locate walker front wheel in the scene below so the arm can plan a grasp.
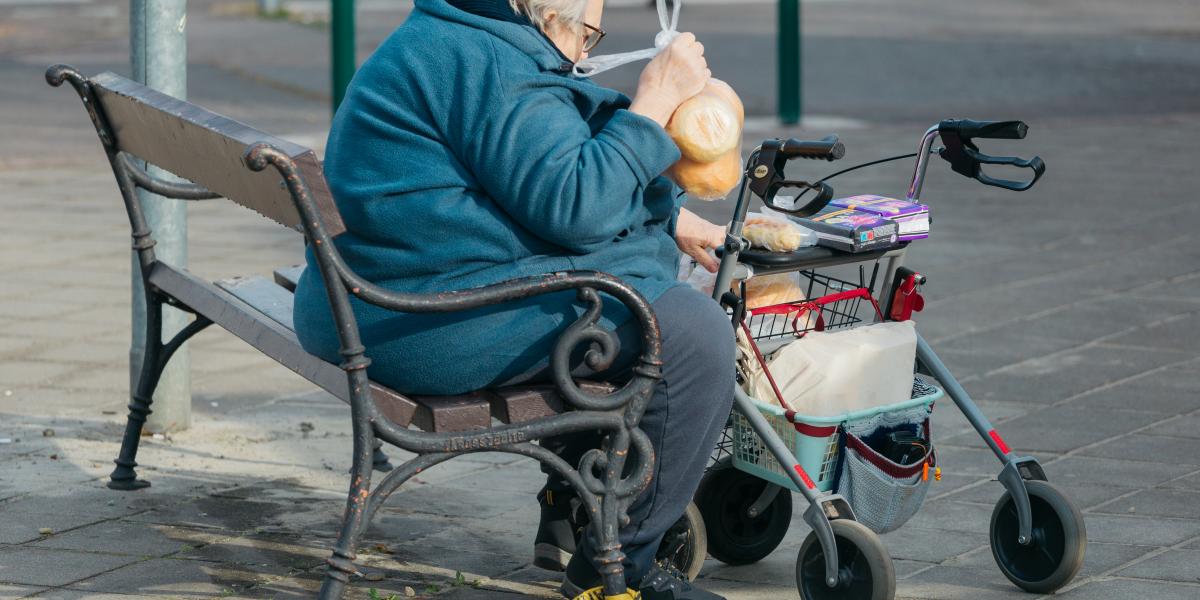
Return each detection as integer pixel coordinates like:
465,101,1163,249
989,480,1085,594
796,519,894,600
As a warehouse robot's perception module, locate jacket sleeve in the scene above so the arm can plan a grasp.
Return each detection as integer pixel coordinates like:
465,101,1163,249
458,69,682,253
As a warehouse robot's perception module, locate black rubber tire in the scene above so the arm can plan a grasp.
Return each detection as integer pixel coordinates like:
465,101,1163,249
989,480,1086,594
696,457,793,565
655,502,708,582
796,519,895,600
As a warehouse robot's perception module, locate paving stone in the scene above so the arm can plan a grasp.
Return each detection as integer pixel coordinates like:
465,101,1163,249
1045,455,1198,489
1013,295,1200,345
947,478,1138,511
880,527,988,563
921,331,1080,381
893,500,994,536
946,540,1154,580
1161,472,1200,491
0,546,140,587
963,345,1188,407
63,557,289,597
1113,548,1200,583
1153,414,1200,440
1054,577,1200,600
32,521,225,558
1107,309,1200,352
889,564,1024,600
0,336,39,357
176,531,328,572
1091,488,1200,520
0,507,110,545
0,361,80,389
1067,365,1200,414
28,592,163,600
1082,514,1200,547
0,584,44,599
1076,433,1200,467
930,399,1035,441
945,404,1163,455
121,493,315,532
26,341,128,366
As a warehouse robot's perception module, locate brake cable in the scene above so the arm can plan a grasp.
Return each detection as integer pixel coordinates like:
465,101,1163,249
784,151,922,202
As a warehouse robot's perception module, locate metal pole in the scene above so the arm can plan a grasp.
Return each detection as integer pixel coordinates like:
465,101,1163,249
778,0,801,125
131,0,191,432
331,0,356,113
257,0,282,15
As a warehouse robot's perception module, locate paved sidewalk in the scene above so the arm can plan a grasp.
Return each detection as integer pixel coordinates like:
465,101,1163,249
3,1,1200,599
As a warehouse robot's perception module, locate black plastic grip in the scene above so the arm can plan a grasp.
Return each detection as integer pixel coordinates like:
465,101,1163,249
938,119,1028,141
780,135,845,161
938,119,1045,192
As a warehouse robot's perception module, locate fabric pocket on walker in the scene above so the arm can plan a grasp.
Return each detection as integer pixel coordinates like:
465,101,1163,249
836,420,934,534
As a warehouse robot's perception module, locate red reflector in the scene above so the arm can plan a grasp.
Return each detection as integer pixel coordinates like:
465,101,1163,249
989,430,1011,455
794,465,816,489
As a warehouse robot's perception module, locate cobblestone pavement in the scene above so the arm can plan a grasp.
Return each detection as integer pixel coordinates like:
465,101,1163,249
2,1,1199,599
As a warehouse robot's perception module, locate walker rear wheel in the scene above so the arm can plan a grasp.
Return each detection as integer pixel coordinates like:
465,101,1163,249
796,519,894,600
989,480,1085,593
696,457,793,565
655,501,707,581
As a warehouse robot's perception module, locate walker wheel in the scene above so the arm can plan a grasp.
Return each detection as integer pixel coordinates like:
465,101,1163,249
655,501,707,581
796,519,894,600
696,457,792,565
989,480,1086,593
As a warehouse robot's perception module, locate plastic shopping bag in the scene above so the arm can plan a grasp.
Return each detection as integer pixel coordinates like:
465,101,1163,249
573,0,679,77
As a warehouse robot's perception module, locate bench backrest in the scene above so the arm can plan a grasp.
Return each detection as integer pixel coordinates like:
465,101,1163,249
90,72,346,237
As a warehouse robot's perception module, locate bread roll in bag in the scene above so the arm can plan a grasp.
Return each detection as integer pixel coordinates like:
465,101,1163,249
668,149,742,201
666,86,741,163
743,217,805,252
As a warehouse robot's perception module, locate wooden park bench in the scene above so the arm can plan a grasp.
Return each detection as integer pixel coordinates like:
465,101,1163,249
47,64,663,600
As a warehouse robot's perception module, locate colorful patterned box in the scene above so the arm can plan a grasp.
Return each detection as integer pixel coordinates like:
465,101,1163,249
829,195,930,241
792,206,900,253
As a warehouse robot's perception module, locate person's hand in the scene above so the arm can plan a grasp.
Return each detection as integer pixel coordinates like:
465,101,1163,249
629,33,711,127
674,207,725,273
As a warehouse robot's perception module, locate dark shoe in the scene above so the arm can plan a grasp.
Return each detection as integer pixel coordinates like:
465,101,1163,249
638,565,725,600
535,488,578,571
561,558,725,600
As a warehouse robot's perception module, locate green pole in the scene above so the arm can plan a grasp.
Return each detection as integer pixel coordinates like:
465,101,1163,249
778,0,801,125
331,0,356,113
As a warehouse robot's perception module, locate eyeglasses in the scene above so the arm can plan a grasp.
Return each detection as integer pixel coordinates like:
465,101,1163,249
581,22,606,53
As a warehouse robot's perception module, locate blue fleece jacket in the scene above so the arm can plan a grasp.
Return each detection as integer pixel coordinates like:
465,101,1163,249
293,0,686,395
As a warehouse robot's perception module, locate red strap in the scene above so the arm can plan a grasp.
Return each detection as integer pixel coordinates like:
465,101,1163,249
740,323,795,412
844,421,934,479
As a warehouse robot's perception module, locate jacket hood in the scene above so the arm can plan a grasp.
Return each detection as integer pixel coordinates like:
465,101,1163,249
414,0,573,72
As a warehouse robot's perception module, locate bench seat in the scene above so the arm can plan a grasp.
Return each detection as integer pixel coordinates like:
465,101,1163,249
146,263,612,433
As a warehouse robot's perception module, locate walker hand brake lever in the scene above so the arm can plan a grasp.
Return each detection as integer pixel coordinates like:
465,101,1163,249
937,119,1046,192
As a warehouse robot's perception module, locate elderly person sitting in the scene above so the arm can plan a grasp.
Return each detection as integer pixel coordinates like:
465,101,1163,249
293,0,735,597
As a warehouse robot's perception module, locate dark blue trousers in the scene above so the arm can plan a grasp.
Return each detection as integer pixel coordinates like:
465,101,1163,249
534,285,737,585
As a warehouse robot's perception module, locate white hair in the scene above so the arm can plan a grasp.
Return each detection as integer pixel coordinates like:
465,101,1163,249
509,0,586,30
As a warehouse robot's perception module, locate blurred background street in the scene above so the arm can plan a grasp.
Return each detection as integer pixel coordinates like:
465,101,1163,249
2,0,1199,598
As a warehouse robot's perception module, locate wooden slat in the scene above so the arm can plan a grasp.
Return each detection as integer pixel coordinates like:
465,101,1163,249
151,265,415,426
213,274,494,432
273,265,305,292
489,382,613,424
410,394,493,432
90,72,345,237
